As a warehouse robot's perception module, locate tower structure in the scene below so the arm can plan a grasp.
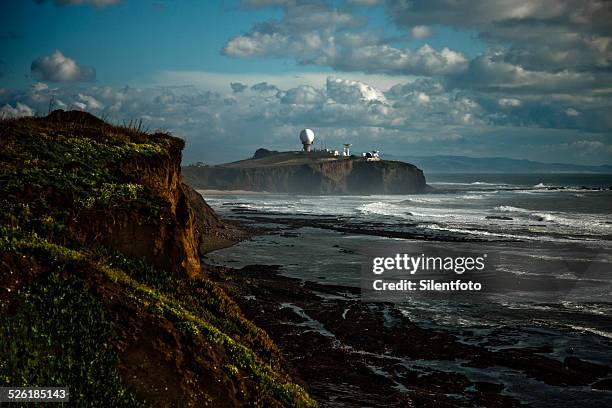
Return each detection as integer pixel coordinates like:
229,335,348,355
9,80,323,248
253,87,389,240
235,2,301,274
343,143,352,157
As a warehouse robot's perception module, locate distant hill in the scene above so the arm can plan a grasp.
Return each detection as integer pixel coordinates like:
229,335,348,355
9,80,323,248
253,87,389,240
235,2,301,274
385,155,612,174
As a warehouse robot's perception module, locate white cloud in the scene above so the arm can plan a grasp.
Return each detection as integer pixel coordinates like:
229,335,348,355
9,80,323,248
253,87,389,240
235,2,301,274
388,0,612,72
78,93,104,110
147,70,413,92
31,82,49,92
565,107,580,116
451,52,610,95
387,78,445,96
498,98,521,107
572,140,604,150
416,92,430,104
568,140,609,156
53,99,68,109
280,85,325,105
223,1,467,76
0,102,35,118
31,50,95,82
2,74,610,165
337,31,382,48
411,25,432,39
389,0,576,27
326,77,387,104
222,0,612,109
336,44,468,76
224,32,290,58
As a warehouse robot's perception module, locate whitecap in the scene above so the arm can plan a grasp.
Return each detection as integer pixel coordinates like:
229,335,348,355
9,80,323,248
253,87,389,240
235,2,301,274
458,194,487,200
471,181,509,186
495,205,530,213
568,325,612,340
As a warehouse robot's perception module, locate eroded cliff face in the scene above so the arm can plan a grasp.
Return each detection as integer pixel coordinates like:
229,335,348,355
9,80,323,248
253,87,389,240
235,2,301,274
181,182,250,254
33,110,202,278
183,157,428,194
0,111,316,407
77,135,202,278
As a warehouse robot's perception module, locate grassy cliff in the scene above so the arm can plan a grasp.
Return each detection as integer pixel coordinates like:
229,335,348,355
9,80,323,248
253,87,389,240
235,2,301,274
0,111,316,407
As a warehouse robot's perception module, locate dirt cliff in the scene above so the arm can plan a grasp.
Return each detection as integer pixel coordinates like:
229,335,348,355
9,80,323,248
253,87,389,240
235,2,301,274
181,182,251,254
0,111,316,407
80,121,201,278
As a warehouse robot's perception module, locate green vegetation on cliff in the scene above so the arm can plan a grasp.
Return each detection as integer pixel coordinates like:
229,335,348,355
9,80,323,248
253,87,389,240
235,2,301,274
0,111,316,407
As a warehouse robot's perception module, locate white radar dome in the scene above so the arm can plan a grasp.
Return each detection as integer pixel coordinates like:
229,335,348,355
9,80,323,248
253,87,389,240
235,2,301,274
299,128,315,144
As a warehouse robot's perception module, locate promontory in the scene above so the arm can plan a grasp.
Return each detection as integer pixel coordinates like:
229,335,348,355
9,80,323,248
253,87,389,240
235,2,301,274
183,148,428,194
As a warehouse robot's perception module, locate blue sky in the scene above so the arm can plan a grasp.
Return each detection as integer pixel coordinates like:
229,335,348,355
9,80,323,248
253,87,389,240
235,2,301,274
1,0,611,165
1,1,285,85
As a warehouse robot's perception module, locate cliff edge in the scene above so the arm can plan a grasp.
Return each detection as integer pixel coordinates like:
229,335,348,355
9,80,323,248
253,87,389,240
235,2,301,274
181,182,251,254
0,111,315,407
183,149,428,194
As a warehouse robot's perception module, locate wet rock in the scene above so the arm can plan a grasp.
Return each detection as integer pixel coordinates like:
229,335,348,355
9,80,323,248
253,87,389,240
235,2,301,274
474,382,504,393
565,356,609,378
278,306,308,323
485,216,513,220
210,264,533,407
592,378,612,391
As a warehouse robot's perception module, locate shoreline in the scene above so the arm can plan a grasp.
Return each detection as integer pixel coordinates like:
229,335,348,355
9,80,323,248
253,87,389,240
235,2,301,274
201,215,612,407
196,189,275,195
205,261,612,407
199,218,256,253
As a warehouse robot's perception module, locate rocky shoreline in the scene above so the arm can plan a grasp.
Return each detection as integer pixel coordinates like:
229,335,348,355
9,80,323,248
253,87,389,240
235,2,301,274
203,260,610,407
196,195,612,407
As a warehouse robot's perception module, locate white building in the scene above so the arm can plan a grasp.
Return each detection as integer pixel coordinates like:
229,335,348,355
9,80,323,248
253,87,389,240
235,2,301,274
364,150,381,161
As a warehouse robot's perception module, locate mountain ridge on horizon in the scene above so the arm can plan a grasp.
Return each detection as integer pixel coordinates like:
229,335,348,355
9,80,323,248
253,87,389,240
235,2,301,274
385,154,612,174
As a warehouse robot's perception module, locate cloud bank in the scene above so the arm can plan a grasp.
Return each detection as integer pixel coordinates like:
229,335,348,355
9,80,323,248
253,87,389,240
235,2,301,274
2,73,609,165
4,0,610,165
31,50,96,82
223,1,468,76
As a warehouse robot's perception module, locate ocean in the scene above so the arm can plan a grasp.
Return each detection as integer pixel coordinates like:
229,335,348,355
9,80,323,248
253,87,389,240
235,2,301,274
203,173,612,406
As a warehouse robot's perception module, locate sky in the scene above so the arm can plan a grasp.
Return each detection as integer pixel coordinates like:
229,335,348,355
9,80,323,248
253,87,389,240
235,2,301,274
0,0,611,165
